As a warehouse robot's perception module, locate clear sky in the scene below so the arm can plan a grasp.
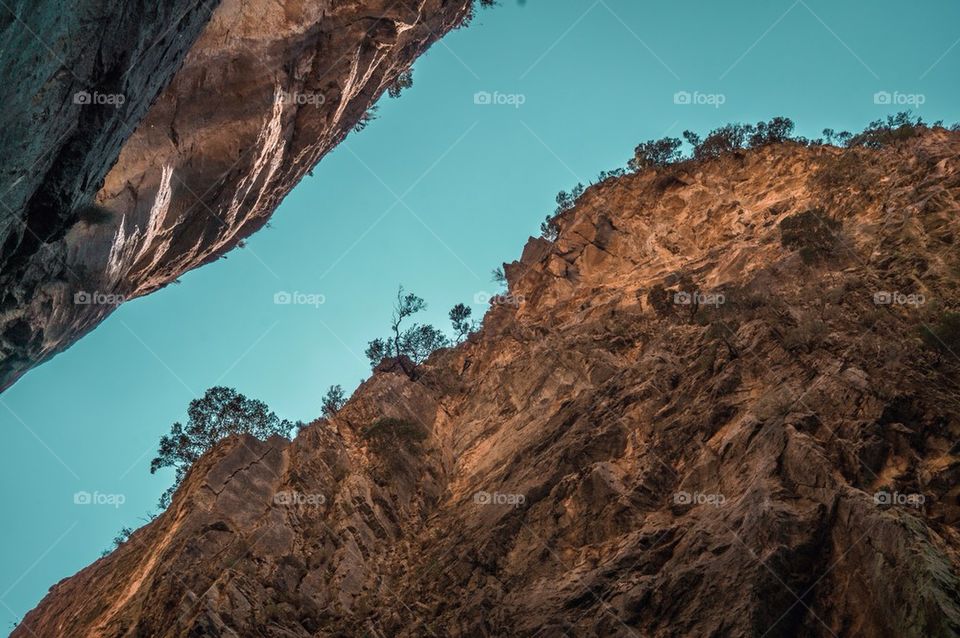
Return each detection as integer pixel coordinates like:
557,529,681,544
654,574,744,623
2,0,959,628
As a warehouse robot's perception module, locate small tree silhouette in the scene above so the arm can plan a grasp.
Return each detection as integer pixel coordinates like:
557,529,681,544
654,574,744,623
449,303,475,343
365,286,449,377
627,137,682,171
541,183,585,240
150,387,296,509
387,70,414,98
322,385,347,417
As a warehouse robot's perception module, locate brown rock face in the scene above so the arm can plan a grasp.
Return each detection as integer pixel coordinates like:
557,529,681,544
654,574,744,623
16,131,960,637
0,0,475,391
0,0,219,385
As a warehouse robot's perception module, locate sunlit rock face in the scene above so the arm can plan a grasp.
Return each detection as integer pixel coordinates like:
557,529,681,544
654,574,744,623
0,0,475,391
17,130,960,637
0,0,219,389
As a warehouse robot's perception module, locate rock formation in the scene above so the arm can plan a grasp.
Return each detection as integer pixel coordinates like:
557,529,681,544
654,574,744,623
16,129,960,637
0,0,476,391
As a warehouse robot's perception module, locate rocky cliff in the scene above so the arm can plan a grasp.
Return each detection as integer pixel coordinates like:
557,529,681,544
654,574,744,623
0,0,476,391
16,129,960,637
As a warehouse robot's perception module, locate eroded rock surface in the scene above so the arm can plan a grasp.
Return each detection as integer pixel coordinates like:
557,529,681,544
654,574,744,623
16,131,960,637
0,0,475,390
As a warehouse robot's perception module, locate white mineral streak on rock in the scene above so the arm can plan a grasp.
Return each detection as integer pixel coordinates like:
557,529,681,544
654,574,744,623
331,48,362,130
106,164,175,284
209,84,287,256
137,164,176,275
105,214,130,281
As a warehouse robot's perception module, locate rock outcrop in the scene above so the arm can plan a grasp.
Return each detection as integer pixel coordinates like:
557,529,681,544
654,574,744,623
0,0,476,391
16,130,960,637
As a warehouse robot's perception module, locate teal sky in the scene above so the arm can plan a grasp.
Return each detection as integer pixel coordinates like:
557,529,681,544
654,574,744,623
3,0,959,628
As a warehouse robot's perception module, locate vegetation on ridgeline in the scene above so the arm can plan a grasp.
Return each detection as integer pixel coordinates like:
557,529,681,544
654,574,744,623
364,285,477,378
539,112,954,240
150,386,300,509
322,384,347,417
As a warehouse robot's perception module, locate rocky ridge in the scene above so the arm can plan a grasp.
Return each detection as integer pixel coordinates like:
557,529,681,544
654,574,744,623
0,0,476,391
15,129,960,637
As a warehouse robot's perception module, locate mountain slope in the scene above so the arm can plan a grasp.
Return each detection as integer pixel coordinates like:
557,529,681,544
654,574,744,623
0,0,476,391
16,129,960,637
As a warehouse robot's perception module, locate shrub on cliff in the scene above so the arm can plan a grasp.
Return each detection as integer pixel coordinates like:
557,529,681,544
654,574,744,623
387,70,414,98
321,384,347,417
540,182,584,240
99,526,133,557
683,117,798,160
747,116,795,146
150,386,298,509
352,106,378,133
460,0,500,28
449,303,475,343
627,137,683,171
684,124,748,159
822,128,853,146
491,266,507,288
365,286,449,377
847,112,927,149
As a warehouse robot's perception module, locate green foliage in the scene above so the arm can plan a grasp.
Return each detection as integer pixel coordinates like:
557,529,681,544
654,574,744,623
540,182,585,240
321,384,347,418
596,167,626,182
686,123,752,159
459,0,500,29
627,137,682,171
847,112,927,149
150,386,296,509
822,128,853,146
535,113,937,242
449,303,475,343
555,183,585,214
747,116,795,146
387,70,413,98
491,266,507,287
352,106,378,133
365,286,450,375
99,526,134,557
